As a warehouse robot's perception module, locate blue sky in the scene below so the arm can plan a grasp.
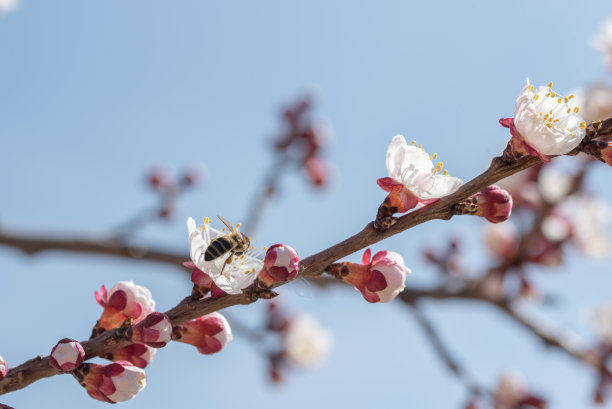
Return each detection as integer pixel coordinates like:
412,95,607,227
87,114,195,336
1,1,612,408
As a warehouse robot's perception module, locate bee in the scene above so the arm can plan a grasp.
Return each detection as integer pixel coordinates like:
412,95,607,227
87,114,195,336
204,215,251,272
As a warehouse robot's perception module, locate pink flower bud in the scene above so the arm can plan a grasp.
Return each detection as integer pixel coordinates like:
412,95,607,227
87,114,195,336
105,344,156,369
493,371,528,408
0,355,7,381
74,361,146,403
258,244,300,287
130,312,172,348
172,312,233,355
72,361,147,403
303,156,330,187
49,339,85,371
184,261,226,299
328,249,410,303
94,281,155,331
453,185,513,223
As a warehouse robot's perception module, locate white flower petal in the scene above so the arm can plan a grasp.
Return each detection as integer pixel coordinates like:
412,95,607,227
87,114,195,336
187,217,262,294
383,135,461,199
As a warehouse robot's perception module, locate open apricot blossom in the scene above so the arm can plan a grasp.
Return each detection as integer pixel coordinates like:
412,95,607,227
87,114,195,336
452,185,513,223
376,135,462,227
130,312,172,348
49,339,85,371
258,244,299,287
0,355,6,381
284,315,332,367
187,217,264,295
94,281,155,331
500,78,586,162
183,261,226,299
105,344,156,369
74,361,146,403
327,248,410,303
172,312,233,355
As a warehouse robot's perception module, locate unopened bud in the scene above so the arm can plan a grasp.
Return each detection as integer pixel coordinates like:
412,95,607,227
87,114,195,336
50,339,85,371
327,248,410,303
259,244,299,287
453,185,513,223
130,312,172,348
0,355,6,381
105,344,156,369
303,156,330,187
94,281,155,332
172,312,233,355
147,169,167,190
73,361,146,403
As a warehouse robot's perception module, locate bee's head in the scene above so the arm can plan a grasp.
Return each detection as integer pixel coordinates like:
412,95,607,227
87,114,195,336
240,233,251,249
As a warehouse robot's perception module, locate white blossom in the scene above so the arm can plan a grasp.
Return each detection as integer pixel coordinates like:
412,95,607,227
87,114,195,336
0,0,19,14
513,78,586,156
588,303,612,344
187,217,263,294
591,18,612,69
383,135,462,200
284,315,333,367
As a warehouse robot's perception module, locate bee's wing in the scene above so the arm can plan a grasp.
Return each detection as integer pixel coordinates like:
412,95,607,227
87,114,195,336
217,214,236,233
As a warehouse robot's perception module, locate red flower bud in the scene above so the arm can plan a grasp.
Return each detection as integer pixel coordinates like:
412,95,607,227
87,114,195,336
172,312,233,355
73,361,146,403
130,312,172,348
50,339,85,371
259,244,299,287
453,185,513,223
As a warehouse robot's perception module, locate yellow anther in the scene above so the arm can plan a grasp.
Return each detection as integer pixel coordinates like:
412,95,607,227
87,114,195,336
410,141,416,146
573,107,580,113
557,98,562,103
435,162,444,173
251,246,255,249
569,95,575,99
443,170,448,176
564,97,569,103
241,262,245,265
548,81,553,88
567,108,571,114
553,119,559,123
549,110,553,114
545,123,552,128
543,114,549,121
221,228,226,231
236,223,242,227
545,92,550,97
528,84,534,91
580,121,587,129
534,94,540,101
418,144,422,149
433,153,438,159
249,237,252,240
551,91,556,97
263,246,268,250
202,226,206,231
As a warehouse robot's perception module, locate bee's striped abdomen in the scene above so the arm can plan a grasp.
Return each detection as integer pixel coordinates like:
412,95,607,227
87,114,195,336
205,237,234,261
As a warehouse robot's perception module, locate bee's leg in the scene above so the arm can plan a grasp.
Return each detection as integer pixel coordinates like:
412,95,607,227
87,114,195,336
219,253,234,275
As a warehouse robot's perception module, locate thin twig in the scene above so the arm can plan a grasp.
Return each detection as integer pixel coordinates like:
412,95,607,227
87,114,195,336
408,302,484,396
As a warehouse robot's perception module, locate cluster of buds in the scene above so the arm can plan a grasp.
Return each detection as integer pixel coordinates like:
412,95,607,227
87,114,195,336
264,302,332,383
146,164,205,219
452,185,513,223
172,312,233,355
274,95,332,188
327,248,410,303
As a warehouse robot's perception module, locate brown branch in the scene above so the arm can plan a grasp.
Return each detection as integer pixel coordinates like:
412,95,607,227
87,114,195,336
408,302,484,396
1,131,608,395
0,230,186,267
